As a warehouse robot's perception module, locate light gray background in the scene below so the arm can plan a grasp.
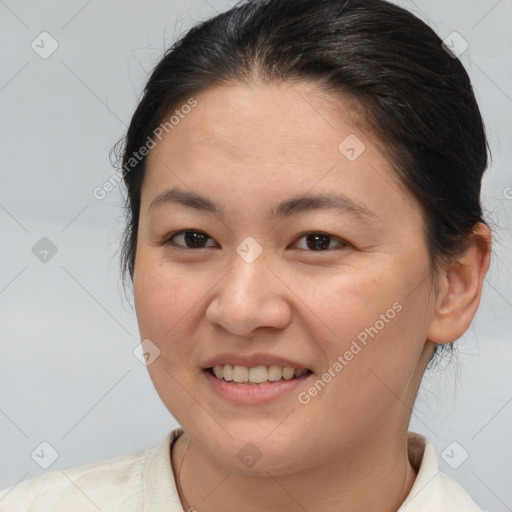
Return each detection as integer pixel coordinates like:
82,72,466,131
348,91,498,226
1,0,511,510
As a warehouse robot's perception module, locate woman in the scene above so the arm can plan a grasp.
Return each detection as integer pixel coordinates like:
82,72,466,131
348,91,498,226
0,0,493,510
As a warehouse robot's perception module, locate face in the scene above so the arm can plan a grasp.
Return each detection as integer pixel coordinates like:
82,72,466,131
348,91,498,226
133,80,438,475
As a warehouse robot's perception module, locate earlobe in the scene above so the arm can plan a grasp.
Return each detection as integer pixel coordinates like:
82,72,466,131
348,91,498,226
427,222,492,345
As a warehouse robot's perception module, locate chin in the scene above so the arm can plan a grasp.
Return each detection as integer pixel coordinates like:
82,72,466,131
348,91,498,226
186,419,318,476
212,445,313,477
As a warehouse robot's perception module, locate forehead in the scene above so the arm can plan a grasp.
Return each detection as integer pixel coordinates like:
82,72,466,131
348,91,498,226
142,81,420,223
147,81,365,166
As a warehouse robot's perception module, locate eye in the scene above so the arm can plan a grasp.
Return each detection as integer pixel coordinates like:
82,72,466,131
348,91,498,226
163,230,217,250
162,230,349,252
292,232,349,251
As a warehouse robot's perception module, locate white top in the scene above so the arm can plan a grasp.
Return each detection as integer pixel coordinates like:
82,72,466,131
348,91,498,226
0,429,487,511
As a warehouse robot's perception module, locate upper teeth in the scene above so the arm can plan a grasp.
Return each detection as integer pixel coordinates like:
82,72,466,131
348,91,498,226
212,365,309,384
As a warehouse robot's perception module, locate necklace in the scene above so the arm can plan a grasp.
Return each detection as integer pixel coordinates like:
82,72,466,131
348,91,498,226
176,437,192,511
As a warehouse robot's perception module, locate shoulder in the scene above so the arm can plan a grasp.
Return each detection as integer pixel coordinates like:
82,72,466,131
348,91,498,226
0,440,162,512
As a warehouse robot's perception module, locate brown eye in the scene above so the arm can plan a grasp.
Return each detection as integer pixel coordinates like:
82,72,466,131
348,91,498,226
165,230,216,249
293,232,348,251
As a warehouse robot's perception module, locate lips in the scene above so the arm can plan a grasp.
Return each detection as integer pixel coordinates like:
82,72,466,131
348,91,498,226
201,352,314,403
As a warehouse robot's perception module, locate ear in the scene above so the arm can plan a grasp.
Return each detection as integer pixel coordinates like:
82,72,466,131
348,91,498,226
427,222,492,344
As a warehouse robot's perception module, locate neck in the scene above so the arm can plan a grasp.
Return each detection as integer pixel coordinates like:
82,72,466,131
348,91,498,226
172,425,418,512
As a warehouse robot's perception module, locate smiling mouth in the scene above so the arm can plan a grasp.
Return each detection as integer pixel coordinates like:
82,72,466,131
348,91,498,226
206,365,312,385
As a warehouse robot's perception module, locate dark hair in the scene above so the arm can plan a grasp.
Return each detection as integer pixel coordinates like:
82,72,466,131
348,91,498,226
113,0,489,349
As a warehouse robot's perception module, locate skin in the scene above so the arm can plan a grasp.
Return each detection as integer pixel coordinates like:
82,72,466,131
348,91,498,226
133,80,491,512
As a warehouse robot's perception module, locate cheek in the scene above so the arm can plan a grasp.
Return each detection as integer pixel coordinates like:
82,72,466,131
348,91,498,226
134,253,201,342
295,258,431,408
291,260,401,348
133,260,209,402
133,254,205,419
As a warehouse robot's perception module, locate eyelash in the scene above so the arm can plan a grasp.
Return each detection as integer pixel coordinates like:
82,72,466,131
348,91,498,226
160,230,350,253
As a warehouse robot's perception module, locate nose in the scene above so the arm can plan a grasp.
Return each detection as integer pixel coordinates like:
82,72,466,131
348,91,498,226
205,251,292,337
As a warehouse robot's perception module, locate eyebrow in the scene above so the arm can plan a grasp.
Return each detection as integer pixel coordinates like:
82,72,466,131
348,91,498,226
149,187,377,220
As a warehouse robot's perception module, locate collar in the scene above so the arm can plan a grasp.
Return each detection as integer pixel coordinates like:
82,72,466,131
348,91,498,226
398,432,484,511
141,428,185,511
